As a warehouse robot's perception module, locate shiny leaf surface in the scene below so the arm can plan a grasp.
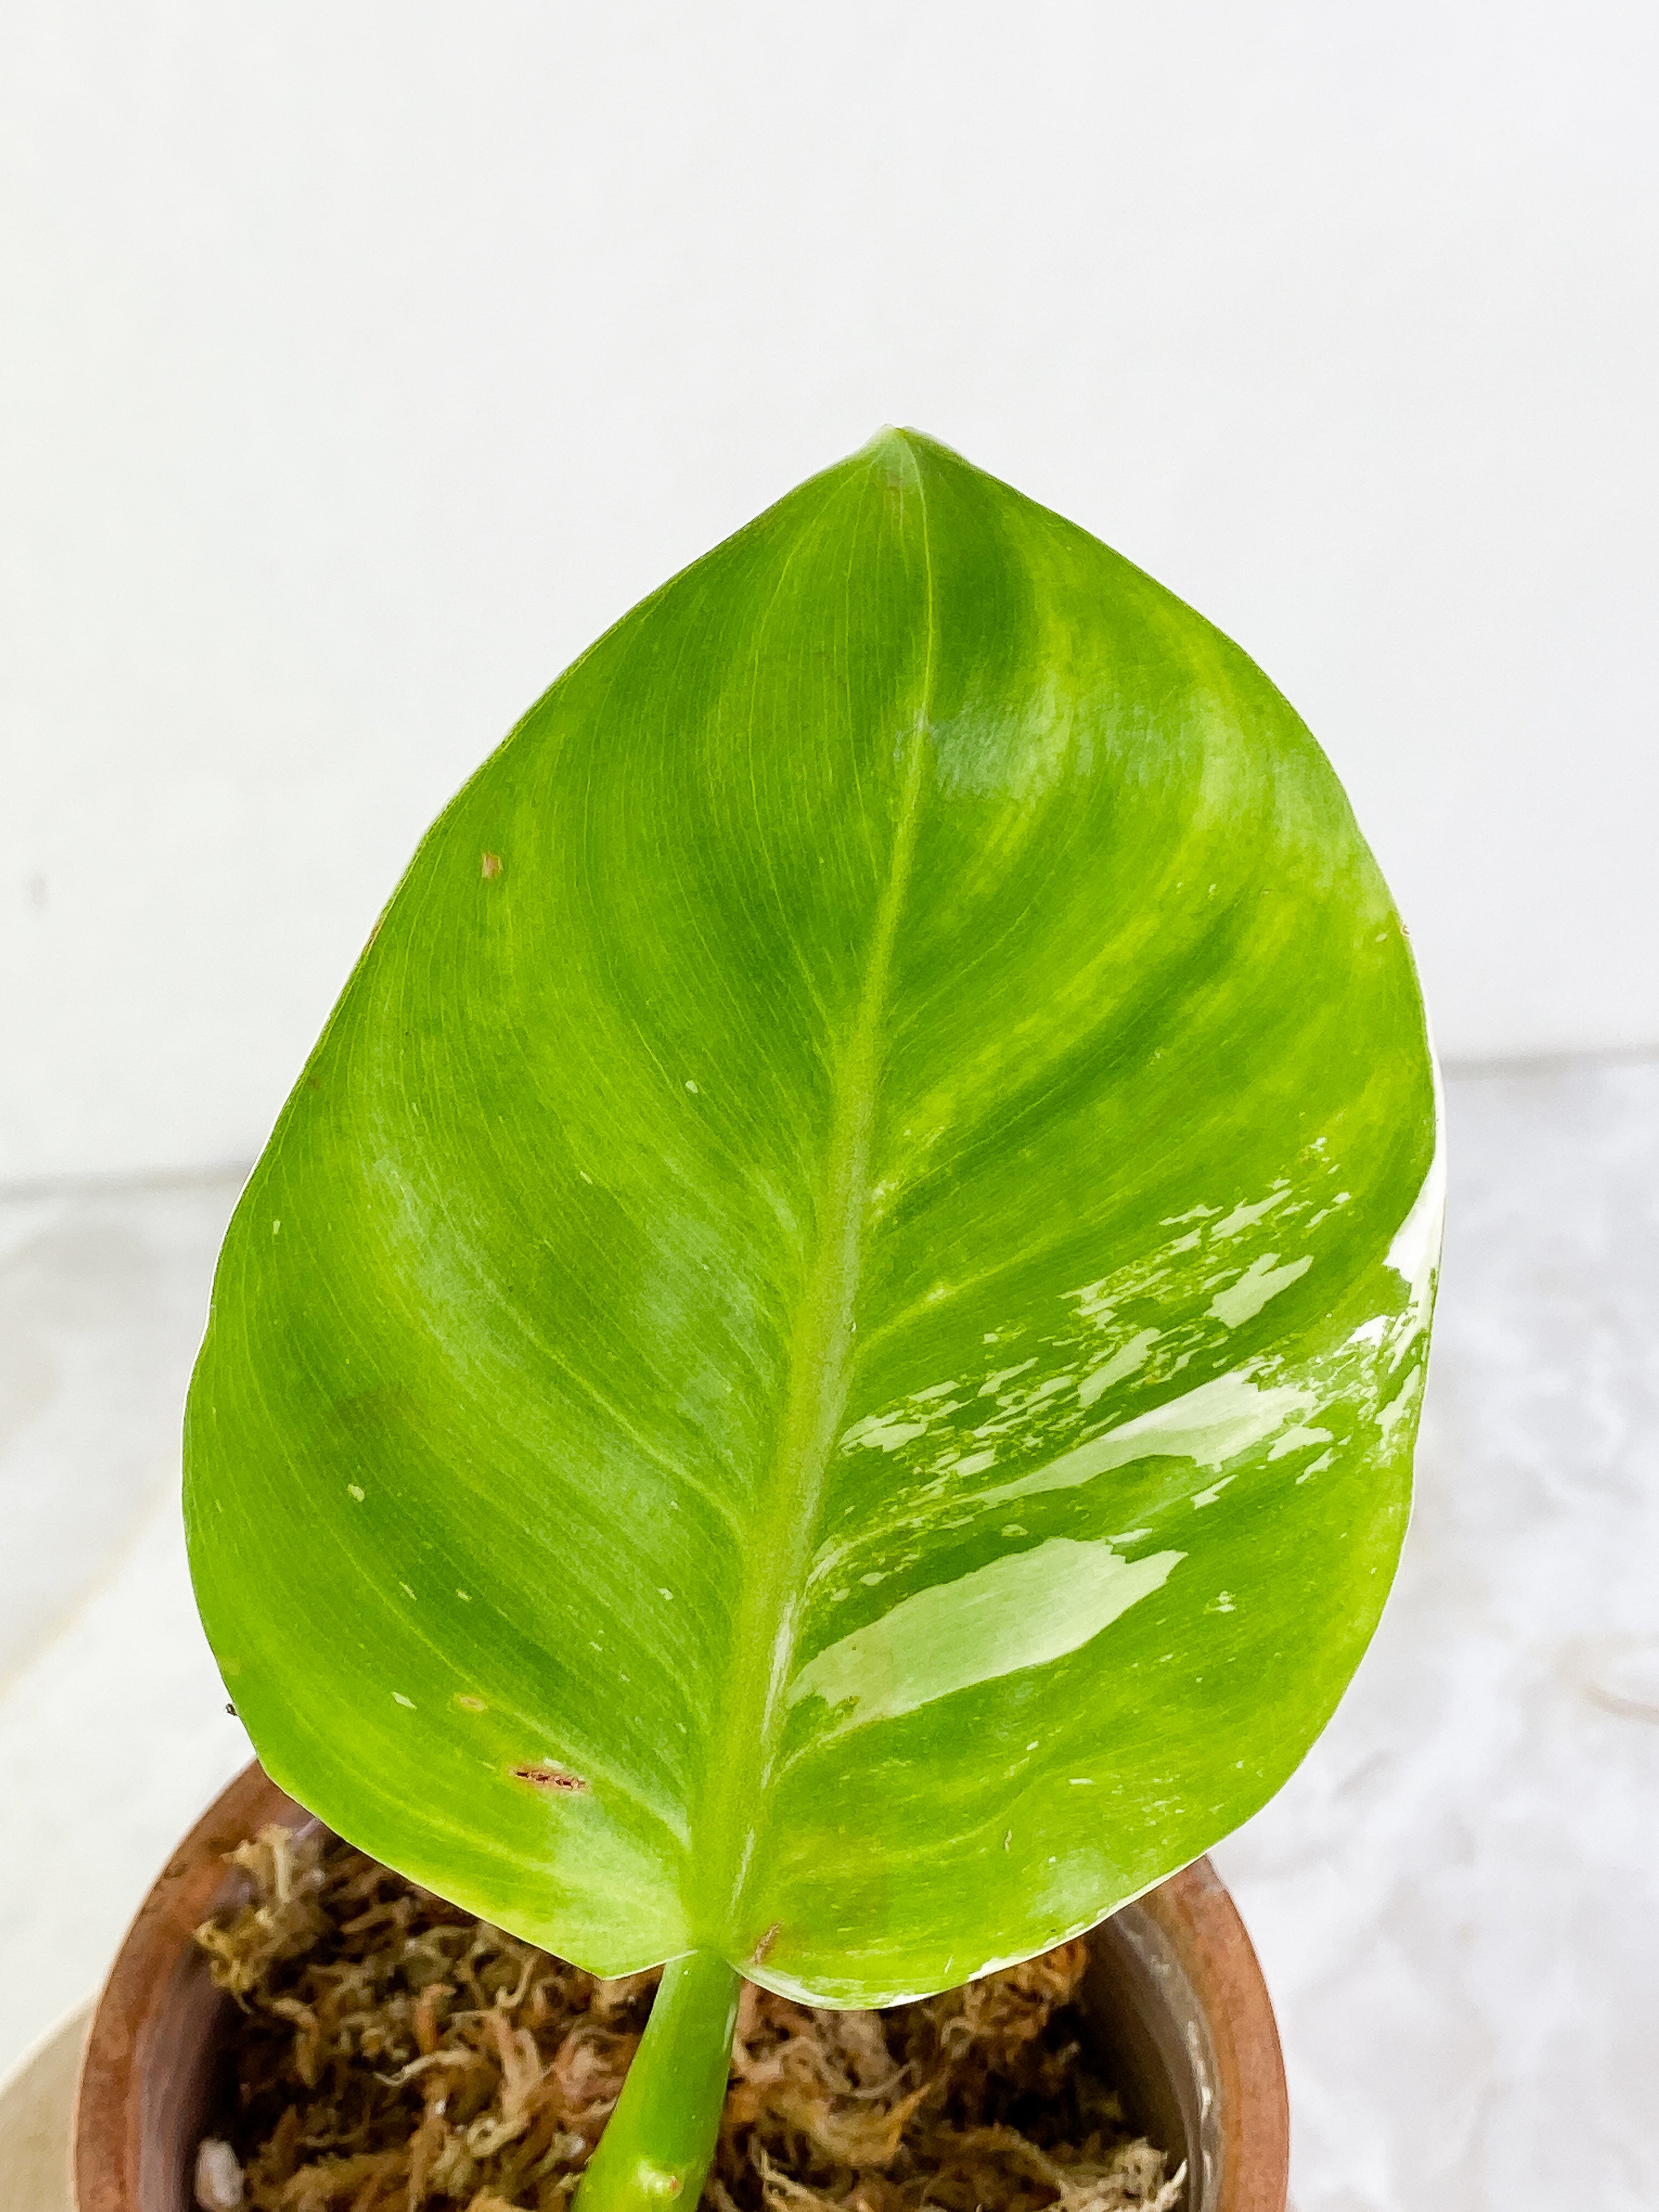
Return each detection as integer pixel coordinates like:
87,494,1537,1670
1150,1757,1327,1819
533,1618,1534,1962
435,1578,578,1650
186,431,1438,2004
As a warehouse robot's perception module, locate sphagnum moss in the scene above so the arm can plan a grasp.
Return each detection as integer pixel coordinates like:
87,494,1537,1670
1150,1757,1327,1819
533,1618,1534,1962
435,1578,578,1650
191,1826,1183,2212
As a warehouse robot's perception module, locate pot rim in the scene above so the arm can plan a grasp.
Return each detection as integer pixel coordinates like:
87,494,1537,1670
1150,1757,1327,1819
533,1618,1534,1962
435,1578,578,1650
73,1761,1287,2212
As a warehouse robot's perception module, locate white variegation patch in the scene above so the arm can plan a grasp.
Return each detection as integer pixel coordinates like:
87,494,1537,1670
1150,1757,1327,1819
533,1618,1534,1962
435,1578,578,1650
1079,1327,1160,1406
789,1537,1183,1735
1207,1252,1312,1327
814,1123,1439,1605
968,1368,1314,1513
1385,1053,1446,1356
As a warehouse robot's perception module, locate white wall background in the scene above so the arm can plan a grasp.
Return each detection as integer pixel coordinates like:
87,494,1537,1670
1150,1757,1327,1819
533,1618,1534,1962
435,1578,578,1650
4,1,1656,1183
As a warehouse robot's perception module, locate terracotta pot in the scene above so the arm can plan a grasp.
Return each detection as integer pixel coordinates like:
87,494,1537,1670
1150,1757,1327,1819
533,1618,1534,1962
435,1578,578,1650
74,1762,1288,2212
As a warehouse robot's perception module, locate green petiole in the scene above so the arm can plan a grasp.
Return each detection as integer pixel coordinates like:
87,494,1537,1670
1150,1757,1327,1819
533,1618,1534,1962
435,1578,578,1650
574,1949,743,2212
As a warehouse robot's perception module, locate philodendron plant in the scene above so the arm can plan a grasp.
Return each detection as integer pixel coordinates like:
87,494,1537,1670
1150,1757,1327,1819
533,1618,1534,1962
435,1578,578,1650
186,430,1440,2211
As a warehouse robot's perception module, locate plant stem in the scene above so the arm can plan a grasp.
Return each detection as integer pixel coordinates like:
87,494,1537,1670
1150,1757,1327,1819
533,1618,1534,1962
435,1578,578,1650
575,1949,742,2212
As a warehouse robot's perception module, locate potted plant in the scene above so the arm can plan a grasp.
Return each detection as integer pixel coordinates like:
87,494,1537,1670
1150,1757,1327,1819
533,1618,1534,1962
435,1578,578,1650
77,429,1437,2211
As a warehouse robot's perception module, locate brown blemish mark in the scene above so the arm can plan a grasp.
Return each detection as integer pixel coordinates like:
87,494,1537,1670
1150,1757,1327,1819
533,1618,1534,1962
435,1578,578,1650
481,851,503,880
750,1921,783,1966
511,1764,588,1794
455,1695,486,1712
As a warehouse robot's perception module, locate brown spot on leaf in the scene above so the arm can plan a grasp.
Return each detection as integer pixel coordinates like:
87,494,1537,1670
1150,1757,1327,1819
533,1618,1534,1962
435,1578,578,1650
481,851,503,879
750,1921,783,1965
511,1763,587,1793
456,1695,486,1712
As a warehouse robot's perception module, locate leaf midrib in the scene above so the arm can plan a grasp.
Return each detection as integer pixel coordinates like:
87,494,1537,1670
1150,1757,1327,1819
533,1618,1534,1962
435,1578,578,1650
695,440,935,1949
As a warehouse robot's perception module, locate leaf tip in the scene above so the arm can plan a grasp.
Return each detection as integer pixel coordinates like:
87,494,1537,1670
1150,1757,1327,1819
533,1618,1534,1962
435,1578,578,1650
856,422,923,482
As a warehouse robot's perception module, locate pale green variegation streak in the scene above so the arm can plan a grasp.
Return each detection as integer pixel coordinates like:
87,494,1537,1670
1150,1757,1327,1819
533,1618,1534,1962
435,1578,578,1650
787,1538,1185,1738
185,429,1438,2055
955,1369,1318,1515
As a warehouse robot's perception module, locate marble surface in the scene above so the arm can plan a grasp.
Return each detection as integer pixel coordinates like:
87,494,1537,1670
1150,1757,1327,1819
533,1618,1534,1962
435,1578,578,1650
1211,1056,1659,2209
0,2004,84,2211
0,1175,242,1683
1,1059,1655,2209
0,1171,252,2083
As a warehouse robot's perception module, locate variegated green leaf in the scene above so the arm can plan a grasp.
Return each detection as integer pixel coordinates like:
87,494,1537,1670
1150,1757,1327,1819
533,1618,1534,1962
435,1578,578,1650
186,430,1438,2019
